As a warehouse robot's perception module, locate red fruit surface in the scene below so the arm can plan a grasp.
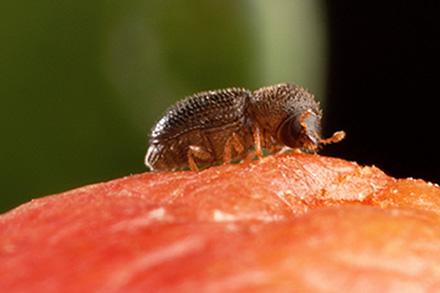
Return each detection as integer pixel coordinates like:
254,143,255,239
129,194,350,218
1,153,440,292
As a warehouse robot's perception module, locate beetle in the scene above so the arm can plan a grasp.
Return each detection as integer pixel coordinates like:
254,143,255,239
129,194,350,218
145,83,345,171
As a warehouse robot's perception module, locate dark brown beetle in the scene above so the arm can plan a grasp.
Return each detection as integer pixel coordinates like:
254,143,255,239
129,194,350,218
145,83,345,171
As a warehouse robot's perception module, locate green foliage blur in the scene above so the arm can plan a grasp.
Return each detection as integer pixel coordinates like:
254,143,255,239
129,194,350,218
0,1,327,212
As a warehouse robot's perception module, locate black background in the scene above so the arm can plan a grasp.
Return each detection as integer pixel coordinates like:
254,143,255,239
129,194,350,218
323,2,440,183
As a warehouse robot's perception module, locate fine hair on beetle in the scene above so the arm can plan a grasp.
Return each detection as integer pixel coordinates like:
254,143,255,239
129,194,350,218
145,83,345,171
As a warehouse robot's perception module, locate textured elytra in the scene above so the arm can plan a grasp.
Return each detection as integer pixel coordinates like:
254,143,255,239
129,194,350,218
146,83,340,171
146,87,254,171
150,88,252,142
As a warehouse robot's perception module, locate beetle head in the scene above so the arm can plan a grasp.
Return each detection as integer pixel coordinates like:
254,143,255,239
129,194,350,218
277,109,322,152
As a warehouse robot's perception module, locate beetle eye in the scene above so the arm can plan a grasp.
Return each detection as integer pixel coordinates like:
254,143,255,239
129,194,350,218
277,116,301,148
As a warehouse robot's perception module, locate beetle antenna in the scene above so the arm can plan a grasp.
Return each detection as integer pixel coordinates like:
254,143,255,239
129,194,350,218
319,130,346,145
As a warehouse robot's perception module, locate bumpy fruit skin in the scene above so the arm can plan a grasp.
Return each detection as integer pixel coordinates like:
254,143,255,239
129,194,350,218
2,153,440,292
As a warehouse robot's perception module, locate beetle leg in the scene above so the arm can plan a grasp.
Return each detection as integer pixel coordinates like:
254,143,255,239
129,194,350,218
291,148,304,154
241,150,259,163
273,145,290,154
263,135,283,154
187,145,212,171
223,132,245,163
252,125,264,158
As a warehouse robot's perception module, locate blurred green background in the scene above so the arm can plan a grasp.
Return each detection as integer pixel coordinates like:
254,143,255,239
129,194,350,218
0,0,327,212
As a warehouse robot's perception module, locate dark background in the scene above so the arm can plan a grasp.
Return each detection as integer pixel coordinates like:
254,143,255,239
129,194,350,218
1,1,438,212
323,2,440,183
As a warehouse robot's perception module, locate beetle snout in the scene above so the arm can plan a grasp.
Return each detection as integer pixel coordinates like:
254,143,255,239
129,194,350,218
300,110,321,148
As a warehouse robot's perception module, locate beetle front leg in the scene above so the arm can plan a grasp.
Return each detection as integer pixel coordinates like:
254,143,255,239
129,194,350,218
187,145,213,171
252,125,264,159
